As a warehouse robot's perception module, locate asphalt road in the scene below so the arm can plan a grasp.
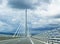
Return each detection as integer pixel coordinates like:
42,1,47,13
0,37,48,44
0,37,32,44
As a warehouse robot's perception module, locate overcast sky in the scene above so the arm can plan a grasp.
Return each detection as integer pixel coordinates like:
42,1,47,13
0,0,60,33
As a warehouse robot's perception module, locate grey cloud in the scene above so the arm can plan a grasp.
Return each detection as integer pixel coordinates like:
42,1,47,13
54,15,60,18
37,0,51,5
40,0,51,3
8,0,51,9
0,0,2,4
8,0,38,9
50,14,60,19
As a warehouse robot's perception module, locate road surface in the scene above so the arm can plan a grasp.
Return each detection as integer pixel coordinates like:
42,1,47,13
0,37,48,44
0,37,32,44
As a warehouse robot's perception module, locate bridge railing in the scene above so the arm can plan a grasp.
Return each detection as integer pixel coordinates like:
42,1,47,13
48,38,60,44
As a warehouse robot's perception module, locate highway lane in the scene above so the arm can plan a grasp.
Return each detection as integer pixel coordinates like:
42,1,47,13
31,38,46,44
0,37,32,44
31,37,48,44
0,37,48,44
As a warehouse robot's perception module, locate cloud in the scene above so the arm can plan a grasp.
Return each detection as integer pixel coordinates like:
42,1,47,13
23,0,60,28
0,7,27,33
39,0,51,4
32,0,60,18
8,0,39,9
0,0,2,4
0,0,60,33
52,14,60,18
8,0,51,9
47,0,60,16
0,21,14,32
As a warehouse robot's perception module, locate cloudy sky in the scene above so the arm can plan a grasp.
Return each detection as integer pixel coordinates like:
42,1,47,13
0,0,60,34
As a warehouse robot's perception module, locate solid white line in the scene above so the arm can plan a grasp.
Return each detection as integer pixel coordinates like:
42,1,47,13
29,37,34,44
32,37,48,44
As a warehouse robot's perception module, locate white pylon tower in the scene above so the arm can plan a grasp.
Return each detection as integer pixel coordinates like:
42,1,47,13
25,9,28,37
13,9,30,37
25,9,30,37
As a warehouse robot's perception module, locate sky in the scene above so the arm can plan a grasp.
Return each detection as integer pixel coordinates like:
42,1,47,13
0,0,60,34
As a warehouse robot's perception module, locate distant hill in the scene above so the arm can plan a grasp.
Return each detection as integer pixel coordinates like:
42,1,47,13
0,32,14,35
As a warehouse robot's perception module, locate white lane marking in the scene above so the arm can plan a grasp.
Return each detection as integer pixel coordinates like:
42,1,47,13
45,43,48,44
32,37,48,44
29,37,34,44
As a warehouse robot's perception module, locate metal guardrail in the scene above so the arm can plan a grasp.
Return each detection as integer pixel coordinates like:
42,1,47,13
48,38,60,44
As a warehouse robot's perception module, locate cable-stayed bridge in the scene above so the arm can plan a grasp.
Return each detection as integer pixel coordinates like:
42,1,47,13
0,0,60,44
